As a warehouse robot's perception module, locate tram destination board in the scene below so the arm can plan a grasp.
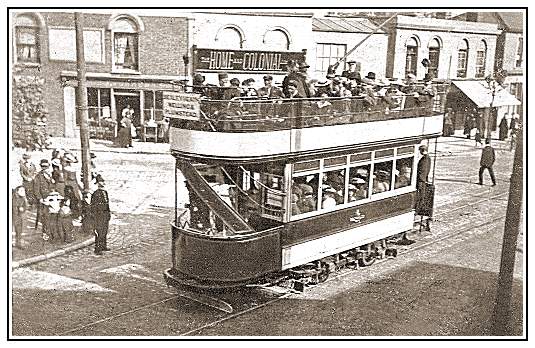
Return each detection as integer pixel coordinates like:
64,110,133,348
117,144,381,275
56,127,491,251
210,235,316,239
193,47,306,73
163,92,201,121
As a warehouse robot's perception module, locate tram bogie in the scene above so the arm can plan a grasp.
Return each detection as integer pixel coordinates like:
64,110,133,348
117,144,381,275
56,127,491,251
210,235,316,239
164,85,445,291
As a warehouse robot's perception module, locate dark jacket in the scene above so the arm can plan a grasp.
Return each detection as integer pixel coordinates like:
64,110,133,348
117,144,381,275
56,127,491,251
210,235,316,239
283,72,310,98
33,170,55,200
91,188,111,221
480,145,496,168
417,154,431,184
258,86,284,98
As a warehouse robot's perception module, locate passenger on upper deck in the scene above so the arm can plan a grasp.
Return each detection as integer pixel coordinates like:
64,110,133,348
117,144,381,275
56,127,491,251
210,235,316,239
192,73,207,97
286,80,303,99
321,187,338,209
241,78,258,97
342,60,358,79
283,60,311,98
257,75,284,99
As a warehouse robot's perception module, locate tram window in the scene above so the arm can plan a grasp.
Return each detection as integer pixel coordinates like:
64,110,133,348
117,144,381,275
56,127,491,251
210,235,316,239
292,174,319,216
322,169,346,208
372,161,393,194
397,145,415,156
294,160,320,173
375,149,395,159
348,164,370,201
395,157,414,189
350,152,371,163
324,156,347,168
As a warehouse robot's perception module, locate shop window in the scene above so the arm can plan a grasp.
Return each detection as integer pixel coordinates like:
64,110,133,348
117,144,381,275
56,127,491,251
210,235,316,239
372,161,393,194
316,43,346,75
515,37,523,68
348,164,370,202
81,88,111,126
112,18,140,71
394,157,414,189
14,14,40,63
457,39,469,78
475,40,487,78
405,37,419,77
428,38,441,79
263,29,290,51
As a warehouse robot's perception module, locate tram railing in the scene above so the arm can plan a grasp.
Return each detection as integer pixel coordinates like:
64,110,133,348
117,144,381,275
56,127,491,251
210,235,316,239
169,90,447,133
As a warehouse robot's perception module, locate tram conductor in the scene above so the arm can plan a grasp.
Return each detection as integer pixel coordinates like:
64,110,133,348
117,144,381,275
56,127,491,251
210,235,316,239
91,177,111,255
416,144,432,231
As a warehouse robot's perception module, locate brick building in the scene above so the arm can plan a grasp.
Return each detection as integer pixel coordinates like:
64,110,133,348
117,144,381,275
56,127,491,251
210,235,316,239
12,11,190,138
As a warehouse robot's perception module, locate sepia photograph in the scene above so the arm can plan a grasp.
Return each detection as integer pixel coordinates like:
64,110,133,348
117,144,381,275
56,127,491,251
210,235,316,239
4,2,527,340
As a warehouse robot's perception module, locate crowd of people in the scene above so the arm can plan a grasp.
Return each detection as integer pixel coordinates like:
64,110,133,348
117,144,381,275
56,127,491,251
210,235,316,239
14,149,110,254
191,60,438,118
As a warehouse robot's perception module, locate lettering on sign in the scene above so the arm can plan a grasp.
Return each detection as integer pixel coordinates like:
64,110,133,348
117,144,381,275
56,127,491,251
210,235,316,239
163,92,201,121
194,48,306,73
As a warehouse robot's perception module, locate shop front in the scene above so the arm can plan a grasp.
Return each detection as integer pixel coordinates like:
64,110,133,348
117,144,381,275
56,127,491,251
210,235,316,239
61,72,183,141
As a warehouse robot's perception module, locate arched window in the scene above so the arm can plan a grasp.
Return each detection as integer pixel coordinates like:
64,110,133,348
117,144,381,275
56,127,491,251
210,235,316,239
14,14,40,63
111,16,142,71
475,40,487,78
217,26,243,49
405,36,419,77
263,29,290,50
457,39,469,78
427,38,441,79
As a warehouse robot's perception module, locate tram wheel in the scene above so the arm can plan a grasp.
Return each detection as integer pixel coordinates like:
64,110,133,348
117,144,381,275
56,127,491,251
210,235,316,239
358,244,377,267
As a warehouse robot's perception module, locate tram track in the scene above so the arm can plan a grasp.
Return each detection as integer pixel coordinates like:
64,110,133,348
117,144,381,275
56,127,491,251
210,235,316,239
58,186,511,337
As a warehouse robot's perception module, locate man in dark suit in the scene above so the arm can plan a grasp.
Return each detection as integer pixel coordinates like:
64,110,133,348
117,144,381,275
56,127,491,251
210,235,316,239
417,145,431,191
283,60,311,98
91,178,111,255
33,159,55,236
479,139,497,186
257,75,284,98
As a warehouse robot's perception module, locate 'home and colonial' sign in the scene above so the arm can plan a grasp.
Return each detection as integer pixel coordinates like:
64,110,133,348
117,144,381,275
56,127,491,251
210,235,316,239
193,47,306,74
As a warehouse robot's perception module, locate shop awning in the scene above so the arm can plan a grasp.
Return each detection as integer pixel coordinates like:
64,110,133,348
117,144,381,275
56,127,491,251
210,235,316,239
452,80,521,108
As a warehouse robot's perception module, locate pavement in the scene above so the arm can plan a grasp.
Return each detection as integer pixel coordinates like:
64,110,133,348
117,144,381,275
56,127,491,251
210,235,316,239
10,130,516,269
10,137,172,269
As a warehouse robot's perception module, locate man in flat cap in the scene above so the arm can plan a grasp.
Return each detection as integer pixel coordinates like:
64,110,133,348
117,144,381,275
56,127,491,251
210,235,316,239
342,60,359,79
258,75,284,99
91,177,111,255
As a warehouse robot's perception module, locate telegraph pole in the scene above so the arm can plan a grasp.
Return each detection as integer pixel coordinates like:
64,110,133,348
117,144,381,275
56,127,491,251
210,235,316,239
75,12,91,190
491,118,523,335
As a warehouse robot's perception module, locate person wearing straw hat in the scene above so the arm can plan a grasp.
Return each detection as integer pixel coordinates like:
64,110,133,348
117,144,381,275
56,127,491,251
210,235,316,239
91,177,111,255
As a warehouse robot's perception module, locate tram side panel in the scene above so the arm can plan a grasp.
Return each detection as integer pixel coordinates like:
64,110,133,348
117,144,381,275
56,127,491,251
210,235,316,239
280,192,416,269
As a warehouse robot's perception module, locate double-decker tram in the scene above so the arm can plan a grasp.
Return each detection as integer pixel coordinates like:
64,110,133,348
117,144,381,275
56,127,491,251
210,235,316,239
163,83,446,290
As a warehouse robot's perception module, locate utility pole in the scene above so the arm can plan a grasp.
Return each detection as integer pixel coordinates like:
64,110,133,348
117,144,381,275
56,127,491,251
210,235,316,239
75,12,91,191
492,117,523,335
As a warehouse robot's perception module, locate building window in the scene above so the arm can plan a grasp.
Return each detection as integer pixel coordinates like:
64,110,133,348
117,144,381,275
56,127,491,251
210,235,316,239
457,39,469,78
112,18,140,71
315,43,346,74
516,37,523,68
475,40,487,78
14,15,40,63
263,29,290,51
405,37,419,77
428,38,441,79
217,27,243,49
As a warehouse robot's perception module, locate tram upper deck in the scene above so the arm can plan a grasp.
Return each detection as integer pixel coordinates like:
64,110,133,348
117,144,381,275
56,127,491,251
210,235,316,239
169,83,448,162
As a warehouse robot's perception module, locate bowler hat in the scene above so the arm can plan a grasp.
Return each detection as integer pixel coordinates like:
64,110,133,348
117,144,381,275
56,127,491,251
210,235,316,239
263,75,273,81
40,159,50,167
365,72,376,80
22,153,31,160
218,73,228,80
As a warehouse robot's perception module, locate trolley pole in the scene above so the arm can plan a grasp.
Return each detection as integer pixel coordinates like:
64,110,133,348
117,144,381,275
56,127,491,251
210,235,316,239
75,12,91,190
491,119,523,335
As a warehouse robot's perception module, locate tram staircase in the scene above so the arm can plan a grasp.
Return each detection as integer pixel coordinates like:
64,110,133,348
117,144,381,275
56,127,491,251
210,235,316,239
177,160,253,234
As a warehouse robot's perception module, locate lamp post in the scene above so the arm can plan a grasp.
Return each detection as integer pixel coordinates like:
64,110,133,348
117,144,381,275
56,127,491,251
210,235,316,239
485,75,498,141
